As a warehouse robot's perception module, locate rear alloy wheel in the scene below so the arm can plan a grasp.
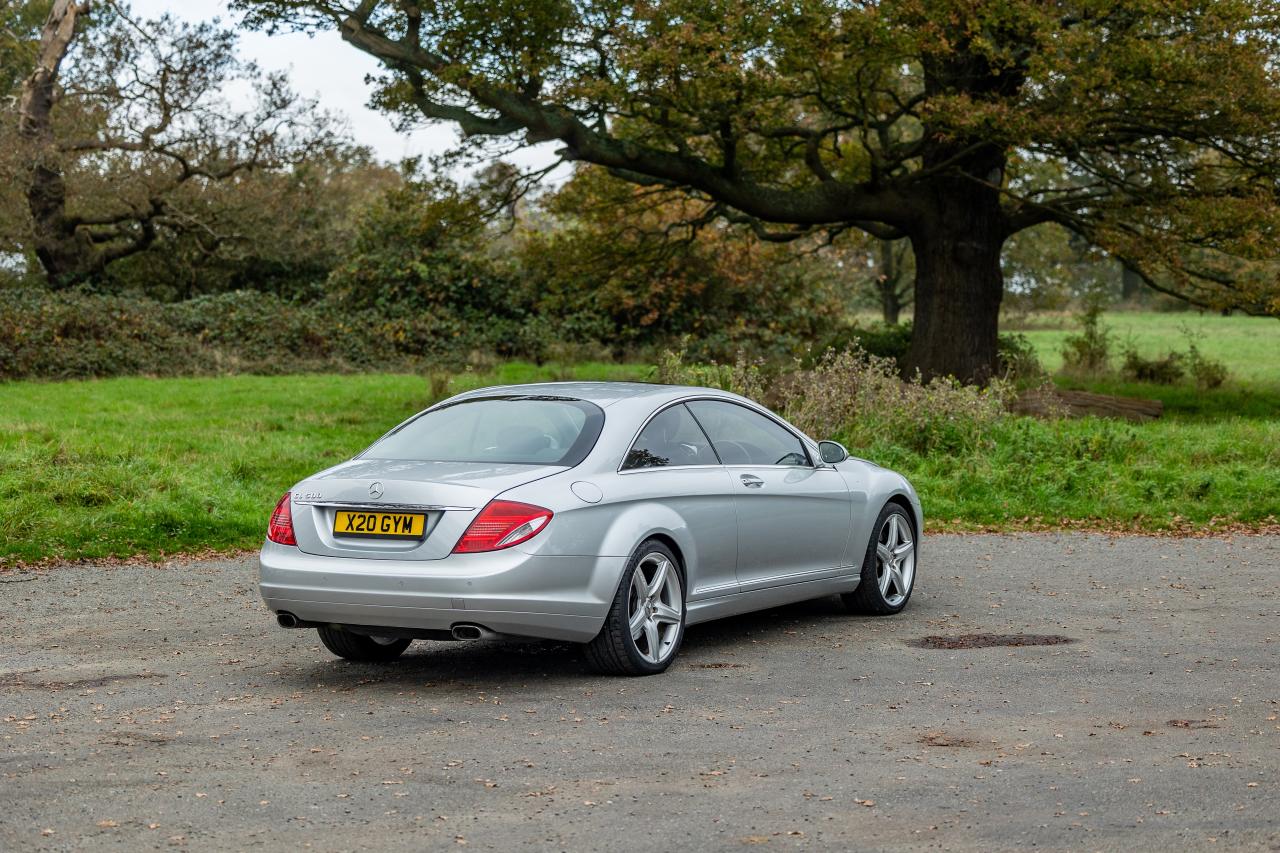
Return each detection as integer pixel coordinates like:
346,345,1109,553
585,541,685,675
317,626,412,662
843,503,917,615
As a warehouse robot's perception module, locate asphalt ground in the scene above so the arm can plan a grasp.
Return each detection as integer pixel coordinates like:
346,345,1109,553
2,533,1278,851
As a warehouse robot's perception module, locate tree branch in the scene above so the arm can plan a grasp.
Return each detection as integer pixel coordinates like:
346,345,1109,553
336,11,911,228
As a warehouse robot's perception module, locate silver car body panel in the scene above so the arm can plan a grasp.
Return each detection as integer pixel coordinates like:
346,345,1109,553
259,382,923,642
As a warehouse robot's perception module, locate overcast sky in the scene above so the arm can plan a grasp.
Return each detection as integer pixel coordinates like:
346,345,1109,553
129,0,560,177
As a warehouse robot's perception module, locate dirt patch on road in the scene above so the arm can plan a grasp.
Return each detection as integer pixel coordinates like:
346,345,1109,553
1167,719,1220,729
0,670,167,691
919,731,977,747
907,633,1076,649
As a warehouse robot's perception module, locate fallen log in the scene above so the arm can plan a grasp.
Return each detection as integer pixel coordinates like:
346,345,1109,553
1012,388,1163,422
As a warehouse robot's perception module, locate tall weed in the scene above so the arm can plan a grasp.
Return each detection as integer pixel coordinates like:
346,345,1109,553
653,345,769,402
1180,325,1229,390
779,349,1013,454
1060,303,1112,376
657,345,1013,456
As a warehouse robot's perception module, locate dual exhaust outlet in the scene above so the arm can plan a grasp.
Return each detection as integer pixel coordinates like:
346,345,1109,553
275,611,493,641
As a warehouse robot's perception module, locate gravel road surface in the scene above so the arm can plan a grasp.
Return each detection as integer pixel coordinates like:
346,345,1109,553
2,534,1278,851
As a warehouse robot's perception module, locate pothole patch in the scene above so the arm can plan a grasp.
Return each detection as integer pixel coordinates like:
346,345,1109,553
907,633,1075,650
0,670,166,691
919,731,975,747
1167,719,1219,729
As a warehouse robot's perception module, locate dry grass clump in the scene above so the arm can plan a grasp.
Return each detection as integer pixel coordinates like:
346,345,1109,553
657,345,1014,455
779,349,1014,454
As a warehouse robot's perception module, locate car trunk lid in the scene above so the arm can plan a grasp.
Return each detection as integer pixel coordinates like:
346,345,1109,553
291,459,561,560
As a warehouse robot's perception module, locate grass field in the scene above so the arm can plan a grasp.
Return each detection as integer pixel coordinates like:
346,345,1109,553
1015,310,1280,383
0,363,646,565
2,314,1278,565
860,415,1279,530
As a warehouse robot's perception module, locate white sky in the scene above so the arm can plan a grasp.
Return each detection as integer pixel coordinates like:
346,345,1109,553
130,0,561,177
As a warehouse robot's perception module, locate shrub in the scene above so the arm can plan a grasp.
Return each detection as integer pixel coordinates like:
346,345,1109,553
520,167,852,361
779,348,1014,455
1180,327,1229,390
813,323,1042,382
1114,326,1229,389
1060,303,1112,376
0,289,201,379
996,332,1044,381
0,288,572,380
1186,343,1228,389
811,321,913,367
653,345,769,403
849,322,915,364
658,344,1012,456
1120,347,1185,384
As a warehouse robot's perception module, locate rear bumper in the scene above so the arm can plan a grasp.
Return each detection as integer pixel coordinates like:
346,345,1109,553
258,540,624,643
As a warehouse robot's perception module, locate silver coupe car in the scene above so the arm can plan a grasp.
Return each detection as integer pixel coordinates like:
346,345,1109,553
260,382,922,675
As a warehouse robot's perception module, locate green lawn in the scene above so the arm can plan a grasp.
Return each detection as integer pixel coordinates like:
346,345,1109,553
855,415,1279,531
0,363,645,565
2,332,1278,565
1015,310,1280,384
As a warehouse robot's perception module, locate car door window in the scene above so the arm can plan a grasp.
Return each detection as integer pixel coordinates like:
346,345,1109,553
623,404,718,470
686,400,810,466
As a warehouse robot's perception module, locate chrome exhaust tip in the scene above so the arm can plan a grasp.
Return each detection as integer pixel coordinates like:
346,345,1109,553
276,612,300,629
450,623,491,641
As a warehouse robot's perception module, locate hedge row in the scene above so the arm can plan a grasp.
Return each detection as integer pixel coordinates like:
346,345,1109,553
0,289,584,380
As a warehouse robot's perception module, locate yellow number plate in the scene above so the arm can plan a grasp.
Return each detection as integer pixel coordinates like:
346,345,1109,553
333,510,426,540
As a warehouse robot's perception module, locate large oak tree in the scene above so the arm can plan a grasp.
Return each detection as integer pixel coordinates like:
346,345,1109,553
238,0,1280,380
7,0,337,287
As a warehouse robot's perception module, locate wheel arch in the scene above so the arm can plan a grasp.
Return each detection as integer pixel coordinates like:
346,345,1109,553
639,532,686,582
885,493,920,536
593,503,697,601
596,503,695,560
637,527,680,568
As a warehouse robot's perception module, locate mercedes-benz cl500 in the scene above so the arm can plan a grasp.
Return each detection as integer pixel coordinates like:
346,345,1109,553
260,382,922,675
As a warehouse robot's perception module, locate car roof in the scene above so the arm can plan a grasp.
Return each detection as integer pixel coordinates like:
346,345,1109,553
452,381,740,408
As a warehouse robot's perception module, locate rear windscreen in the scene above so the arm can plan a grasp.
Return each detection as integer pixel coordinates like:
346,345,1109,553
364,397,604,466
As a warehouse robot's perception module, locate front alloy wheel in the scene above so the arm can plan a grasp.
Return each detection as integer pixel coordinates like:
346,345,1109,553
585,541,686,675
875,513,915,607
843,503,917,615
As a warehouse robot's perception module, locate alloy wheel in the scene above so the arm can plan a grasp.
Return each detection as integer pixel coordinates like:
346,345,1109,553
627,552,683,664
875,514,915,607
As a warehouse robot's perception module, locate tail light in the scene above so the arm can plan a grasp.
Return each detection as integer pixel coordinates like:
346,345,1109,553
452,500,553,553
267,492,297,545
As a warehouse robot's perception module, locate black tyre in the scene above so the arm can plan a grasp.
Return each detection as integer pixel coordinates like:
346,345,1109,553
842,502,918,615
317,626,412,662
584,540,686,676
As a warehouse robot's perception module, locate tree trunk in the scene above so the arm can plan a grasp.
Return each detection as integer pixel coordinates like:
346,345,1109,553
880,285,901,326
903,43,1021,384
18,0,92,288
1120,263,1144,303
876,239,901,325
903,190,1006,384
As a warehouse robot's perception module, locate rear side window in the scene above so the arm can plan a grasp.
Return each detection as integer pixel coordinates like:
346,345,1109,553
686,400,810,466
623,404,717,470
366,397,604,466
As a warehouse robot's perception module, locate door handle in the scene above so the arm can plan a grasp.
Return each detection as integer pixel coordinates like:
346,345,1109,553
740,474,764,488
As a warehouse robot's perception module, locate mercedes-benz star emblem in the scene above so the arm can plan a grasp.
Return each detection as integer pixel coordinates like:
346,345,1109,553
368,481,383,499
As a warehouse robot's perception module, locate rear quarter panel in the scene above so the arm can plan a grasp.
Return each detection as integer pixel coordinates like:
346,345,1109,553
500,466,740,602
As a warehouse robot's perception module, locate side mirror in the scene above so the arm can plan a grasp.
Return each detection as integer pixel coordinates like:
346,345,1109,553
818,440,849,465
